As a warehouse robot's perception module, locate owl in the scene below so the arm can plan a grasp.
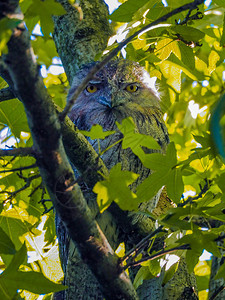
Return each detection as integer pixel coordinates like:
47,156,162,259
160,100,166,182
68,59,169,182
55,59,169,299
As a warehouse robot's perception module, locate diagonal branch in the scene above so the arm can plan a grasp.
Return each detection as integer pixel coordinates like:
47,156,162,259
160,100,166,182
2,173,41,201
124,244,190,270
1,1,138,299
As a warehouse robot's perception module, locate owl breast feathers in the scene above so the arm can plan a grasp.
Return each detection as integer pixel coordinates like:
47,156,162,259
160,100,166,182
68,59,169,185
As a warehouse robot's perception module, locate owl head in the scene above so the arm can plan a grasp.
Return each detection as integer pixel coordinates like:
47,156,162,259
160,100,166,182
68,59,161,130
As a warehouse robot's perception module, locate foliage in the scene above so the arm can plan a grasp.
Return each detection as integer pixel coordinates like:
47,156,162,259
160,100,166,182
1,0,225,298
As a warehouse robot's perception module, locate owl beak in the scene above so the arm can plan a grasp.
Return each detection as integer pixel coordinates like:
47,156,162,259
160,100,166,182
99,96,112,108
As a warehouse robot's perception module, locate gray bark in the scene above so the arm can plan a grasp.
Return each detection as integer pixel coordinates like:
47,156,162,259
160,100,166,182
53,0,112,84
1,1,138,299
0,0,200,299
52,1,199,299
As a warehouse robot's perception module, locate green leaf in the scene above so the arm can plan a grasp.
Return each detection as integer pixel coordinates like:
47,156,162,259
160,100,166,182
166,168,184,203
195,260,211,291
148,259,161,277
146,5,170,21
137,143,184,203
0,99,30,138
116,117,160,162
133,266,153,289
79,124,115,140
162,261,179,285
0,207,37,251
110,0,150,22
177,41,195,70
4,244,27,276
0,18,22,55
186,248,201,273
214,0,225,8
0,271,67,296
215,262,225,280
32,37,59,68
23,0,66,37
193,132,211,149
0,228,16,255
171,25,205,43
167,53,205,81
93,163,139,212
177,229,221,272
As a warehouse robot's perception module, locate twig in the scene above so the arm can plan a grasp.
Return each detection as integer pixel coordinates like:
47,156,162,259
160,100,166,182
177,10,203,25
209,286,225,300
60,0,205,121
178,179,211,207
38,199,53,214
28,181,44,197
0,87,15,101
0,163,37,173
0,147,35,157
123,244,190,270
122,225,165,263
3,173,41,201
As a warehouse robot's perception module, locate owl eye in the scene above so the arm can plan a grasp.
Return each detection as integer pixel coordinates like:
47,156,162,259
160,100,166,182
86,84,98,93
125,84,138,93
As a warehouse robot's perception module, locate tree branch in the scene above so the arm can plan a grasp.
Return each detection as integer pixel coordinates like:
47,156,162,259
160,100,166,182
124,244,190,270
0,163,37,173
122,225,165,264
2,173,40,201
57,105,109,187
60,0,205,120
0,147,35,157
209,286,225,300
1,1,138,299
0,87,15,101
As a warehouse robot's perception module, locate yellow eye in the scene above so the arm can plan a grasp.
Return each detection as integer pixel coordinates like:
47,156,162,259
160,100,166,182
86,84,98,93
125,84,138,93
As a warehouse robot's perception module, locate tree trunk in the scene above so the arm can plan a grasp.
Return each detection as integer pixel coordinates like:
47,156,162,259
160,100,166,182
52,1,198,299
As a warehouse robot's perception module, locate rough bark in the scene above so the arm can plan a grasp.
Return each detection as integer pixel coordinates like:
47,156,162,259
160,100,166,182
53,0,112,84
0,1,138,299
0,0,201,299
54,1,198,299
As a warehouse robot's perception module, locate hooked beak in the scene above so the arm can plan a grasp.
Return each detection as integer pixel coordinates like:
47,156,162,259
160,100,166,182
99,96,112,108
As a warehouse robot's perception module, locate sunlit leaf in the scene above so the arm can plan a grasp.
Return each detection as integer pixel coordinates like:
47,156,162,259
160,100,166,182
22,0,66,37
0,18,22,54
162,261,179,285
93,163,139,212
137,143,184,203
110,0,151,22
79,124,115,140
32,37,59,68
133,266,153,289
220,14,225,46
0,99,30,138
116,117,160,161
177,229,221,272
195,261,211,291
0,270,67,296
